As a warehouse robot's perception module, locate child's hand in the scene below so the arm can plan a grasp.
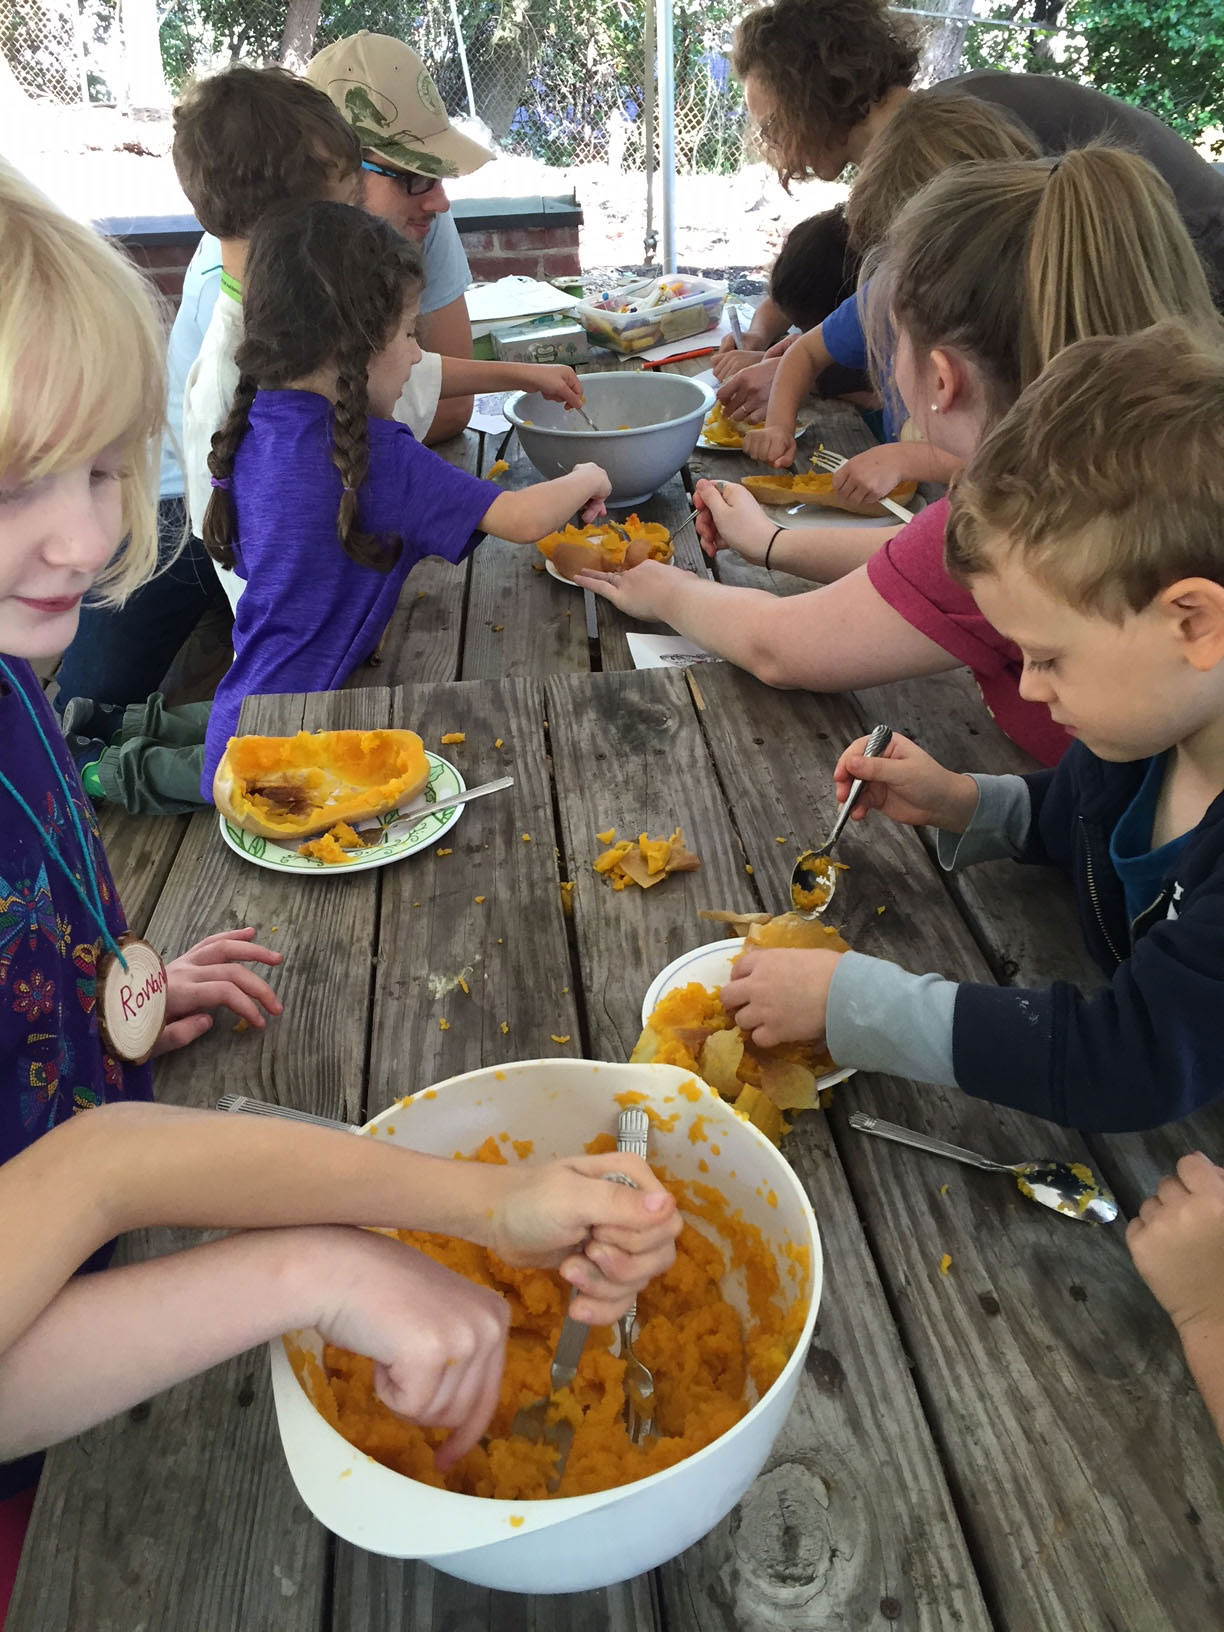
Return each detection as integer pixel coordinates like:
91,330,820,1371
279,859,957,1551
834,732,979,833
488,1152,681,1326
570,460,611,523
742,424,796,470
315,1227,509,1471
712,348,763,382
694,479,773,562
720,948,842,1048
153,926,283,1055
531,365,583,408
1128,1153,1224,1336
717,359,780,421
832,445,909,507
573,559,674,620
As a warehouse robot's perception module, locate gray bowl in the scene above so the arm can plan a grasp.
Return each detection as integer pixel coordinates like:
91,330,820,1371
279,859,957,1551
503,371,716,508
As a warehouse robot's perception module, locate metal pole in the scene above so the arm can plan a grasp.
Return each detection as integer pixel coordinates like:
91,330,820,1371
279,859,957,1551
656,0,676,273
448,0,478,121
643,0,656,264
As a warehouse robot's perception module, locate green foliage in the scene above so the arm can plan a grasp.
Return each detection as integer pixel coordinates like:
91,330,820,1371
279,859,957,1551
1071,0,1224,153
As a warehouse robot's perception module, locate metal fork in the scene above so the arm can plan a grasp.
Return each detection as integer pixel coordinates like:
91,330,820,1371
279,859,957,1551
808,447,915,524
615,1107,656,1444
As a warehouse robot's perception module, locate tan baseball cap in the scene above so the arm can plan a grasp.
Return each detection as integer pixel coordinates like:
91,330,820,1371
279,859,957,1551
305,31,493,179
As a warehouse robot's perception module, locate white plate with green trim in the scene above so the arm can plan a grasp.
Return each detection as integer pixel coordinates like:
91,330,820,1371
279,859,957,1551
218,753,467,876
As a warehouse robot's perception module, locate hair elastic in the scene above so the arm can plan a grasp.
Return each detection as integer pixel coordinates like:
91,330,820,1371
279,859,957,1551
209,474,231,492
764,526,784,570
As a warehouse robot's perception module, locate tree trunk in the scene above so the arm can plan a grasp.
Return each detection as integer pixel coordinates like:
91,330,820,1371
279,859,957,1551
465,0,546,140
915,0,980,87
118,0,169,114
1026,0,1067,72
280,0,322,75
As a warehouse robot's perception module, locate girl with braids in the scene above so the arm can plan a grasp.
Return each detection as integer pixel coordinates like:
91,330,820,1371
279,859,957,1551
0,164,677,1609
578,147,1224,768
199,199,609,797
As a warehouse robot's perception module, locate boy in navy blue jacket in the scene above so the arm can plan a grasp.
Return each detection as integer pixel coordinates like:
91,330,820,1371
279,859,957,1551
721,323,1224,1136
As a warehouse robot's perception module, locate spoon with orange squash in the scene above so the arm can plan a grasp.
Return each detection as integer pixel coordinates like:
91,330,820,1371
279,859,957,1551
790,724,893,915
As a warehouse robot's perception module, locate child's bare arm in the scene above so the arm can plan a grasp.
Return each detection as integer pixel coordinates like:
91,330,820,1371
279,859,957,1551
0,1224,511,1465
0,1099,678,1361
439,357,584,409
481,462,611,541
743,324,835,468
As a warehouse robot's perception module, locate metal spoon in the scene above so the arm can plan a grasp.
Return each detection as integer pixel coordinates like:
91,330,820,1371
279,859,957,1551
569,401,602,433
615,1107,655,1443
789,723,892,917
849,1112,1119,1224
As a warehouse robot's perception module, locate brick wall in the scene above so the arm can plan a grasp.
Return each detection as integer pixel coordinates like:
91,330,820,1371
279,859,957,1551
461,223,582,284
106,203,583,309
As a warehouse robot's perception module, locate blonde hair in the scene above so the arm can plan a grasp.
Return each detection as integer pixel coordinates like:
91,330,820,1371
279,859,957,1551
947,323,1224,618
846,88,1040,253
0,159,165,604
868,145,1224,424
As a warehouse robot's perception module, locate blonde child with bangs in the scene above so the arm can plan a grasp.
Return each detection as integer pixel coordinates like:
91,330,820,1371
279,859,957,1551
581,147,1224,769
0,161,678,1609
738,88,1039,496
719,323,1224,1431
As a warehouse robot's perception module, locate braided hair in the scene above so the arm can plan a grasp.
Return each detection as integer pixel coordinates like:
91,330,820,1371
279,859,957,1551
201,199,423,572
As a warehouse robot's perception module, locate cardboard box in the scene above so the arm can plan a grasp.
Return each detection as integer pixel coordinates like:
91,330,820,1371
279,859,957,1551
491,320,591,365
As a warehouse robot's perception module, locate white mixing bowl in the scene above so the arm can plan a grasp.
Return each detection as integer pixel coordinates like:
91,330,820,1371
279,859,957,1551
270,1058,821,1594
503,372,716,507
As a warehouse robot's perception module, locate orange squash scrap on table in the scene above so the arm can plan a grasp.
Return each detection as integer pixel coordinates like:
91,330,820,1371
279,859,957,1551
535,514,672,581
632,913,850,1141
593,827,701,890
287,1132,808,1500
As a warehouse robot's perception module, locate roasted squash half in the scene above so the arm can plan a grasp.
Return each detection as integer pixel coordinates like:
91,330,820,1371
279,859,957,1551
536,513,672,581
741,472,917,518
214,729,430,839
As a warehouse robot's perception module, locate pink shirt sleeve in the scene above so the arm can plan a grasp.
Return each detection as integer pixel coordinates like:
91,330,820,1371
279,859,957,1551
867,497,1072,767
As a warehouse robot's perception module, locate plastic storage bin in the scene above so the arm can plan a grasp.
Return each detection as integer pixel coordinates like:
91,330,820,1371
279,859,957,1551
572,274,728,355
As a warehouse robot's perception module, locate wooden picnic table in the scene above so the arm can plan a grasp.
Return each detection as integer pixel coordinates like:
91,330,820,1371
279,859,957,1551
11,383,1224,1632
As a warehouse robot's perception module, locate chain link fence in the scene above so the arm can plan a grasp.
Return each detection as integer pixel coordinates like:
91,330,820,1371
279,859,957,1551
0,0,753,174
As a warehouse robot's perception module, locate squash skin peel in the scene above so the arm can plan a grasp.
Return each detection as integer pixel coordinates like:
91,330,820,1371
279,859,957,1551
214,728,430,839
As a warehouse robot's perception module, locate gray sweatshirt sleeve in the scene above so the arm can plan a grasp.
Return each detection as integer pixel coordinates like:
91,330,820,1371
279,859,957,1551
935,773,1032,871
826,950,959,1087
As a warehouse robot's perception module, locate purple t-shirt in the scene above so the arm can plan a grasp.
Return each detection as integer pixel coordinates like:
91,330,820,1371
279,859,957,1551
202,391,500,793
0,659,153,1156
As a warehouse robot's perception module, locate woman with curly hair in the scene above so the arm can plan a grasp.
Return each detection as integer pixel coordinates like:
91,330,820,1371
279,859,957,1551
732,0,1224,291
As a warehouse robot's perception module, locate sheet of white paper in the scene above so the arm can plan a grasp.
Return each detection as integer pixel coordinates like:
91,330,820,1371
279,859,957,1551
626,633,723,670
466,275,577,326
468,392,511,435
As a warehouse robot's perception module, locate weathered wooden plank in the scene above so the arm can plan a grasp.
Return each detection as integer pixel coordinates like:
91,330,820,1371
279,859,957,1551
347,432,479,691
464,432,590,679
657,1106,993,1632
693,662,1224,1631
544,668,990,1628
97,804,190,937
332,1546,661,1632
545,667,762,1061
594,472,704,674
367,677,583,1098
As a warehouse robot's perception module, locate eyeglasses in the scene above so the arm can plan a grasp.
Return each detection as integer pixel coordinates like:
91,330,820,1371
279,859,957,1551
361,158,442,198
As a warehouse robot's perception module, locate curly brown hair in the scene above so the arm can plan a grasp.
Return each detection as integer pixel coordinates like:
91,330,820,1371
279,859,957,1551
202,200,423,574
733,0,919,188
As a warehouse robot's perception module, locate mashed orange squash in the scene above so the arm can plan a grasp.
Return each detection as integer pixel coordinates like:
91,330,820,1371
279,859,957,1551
290,1134,808,1501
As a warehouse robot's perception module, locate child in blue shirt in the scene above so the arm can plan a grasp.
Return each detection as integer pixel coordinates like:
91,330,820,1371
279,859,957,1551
722,322,1224,1134
745,86,1037,500
199,198,609,796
